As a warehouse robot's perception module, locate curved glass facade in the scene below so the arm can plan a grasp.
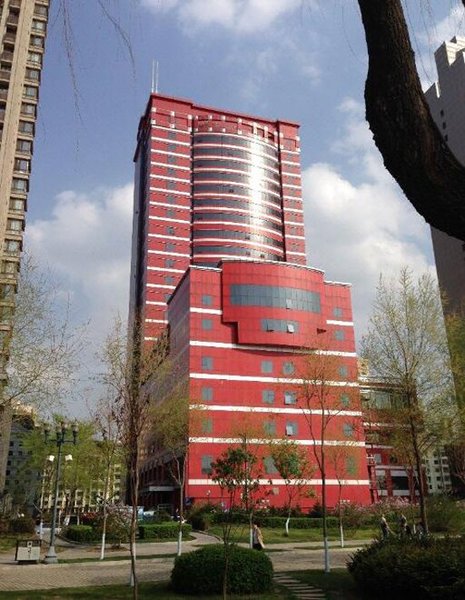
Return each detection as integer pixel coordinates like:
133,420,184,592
192,129,284,264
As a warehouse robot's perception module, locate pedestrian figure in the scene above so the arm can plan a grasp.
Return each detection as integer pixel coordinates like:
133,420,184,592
399,513,407,537
252,522,265,550
380,514,390,539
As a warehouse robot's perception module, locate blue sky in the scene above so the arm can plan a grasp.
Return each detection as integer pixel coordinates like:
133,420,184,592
23,0,464,415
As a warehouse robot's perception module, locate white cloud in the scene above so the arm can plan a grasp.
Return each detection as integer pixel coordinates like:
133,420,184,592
142,0,308,34
303,100,435,345
25,183,133,349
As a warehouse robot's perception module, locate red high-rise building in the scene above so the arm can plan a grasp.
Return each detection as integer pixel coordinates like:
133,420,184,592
130,93,371,510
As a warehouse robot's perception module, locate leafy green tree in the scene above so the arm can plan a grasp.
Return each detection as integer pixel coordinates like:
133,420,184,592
269,439,313,536
361,268,454,532
211,440,262,600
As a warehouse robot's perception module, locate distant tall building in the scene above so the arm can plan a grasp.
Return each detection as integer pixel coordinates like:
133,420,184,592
130,94,371,511
425,36,465,314
0,0,50,494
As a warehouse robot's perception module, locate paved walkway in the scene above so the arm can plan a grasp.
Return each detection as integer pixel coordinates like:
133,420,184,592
0,533,365,592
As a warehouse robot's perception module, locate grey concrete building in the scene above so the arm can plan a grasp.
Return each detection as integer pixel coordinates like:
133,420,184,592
0,0,50,496
425,36,465,314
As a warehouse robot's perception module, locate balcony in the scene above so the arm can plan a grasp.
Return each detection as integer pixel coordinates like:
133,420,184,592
1,52,14,64
0,71,11,83
6,15,19,27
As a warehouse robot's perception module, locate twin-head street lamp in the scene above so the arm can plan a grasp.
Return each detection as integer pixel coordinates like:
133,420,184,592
43,420,78,564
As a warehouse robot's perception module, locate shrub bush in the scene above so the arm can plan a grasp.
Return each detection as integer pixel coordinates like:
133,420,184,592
187,502,215,531
138,522,192,540
64,525,100,543
171,544,273,595
348,536,465,599
9,517,35,534
212,512,340,529
426,496,465,533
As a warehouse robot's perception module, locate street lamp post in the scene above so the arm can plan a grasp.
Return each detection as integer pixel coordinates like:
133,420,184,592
43,421,78,564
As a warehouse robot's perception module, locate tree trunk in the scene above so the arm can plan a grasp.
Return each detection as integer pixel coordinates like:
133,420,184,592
357,0,465,241
321,447,330,573
408,411,428,534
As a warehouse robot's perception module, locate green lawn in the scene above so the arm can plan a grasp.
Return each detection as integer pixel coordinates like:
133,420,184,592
207,525,376,545
0,534,37,553
0,581,294,600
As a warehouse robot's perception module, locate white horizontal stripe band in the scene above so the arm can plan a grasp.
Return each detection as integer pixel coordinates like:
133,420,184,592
149,216,190,224
146,283,176,289
190,373,359,387
145,319,167,323
151,161,191,171
189,340,357,358
146,301,166,306
188,478,370,486
190,308,222,315
287,251,306,256
326,320,354,327
189,437,365,447
148,250,190,257
148,233,191,241
151,148,191,157
150,187,190,196
147,266,185,273
150,202,191,210
191,404,362,417
150,174,190,184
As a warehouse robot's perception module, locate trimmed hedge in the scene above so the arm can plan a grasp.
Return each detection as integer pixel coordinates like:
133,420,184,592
138,522,192,540
171,544,273,595
64,525,100,543
211,512,340,529
348,536,465,599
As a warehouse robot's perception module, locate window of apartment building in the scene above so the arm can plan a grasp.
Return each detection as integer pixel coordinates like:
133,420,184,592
27,52,42,65
201,318,212,330
168,131,177,140
30,35,44,48
334,330,345,341
201,386,213,402
25,68,40,81
32,19,46,32
14,158,29,173
201,294,212,306
346,456,357,475
201,356,213,370
167,155,177,164
167,168,176,177
201,455,213,475
5,240,21,254
264,457,278,474
333,307,343,318
166,194,176,204
16,139,32,153
21,103,36,116
285,422,298,436
11,177,27,193
0,284,15,299
339,365,348,378
167,181,176,190
262,390,275,404
166,209,175,218
340,393,350,408
2,261,17,275
282,361,295,375
201,418,213,434
18,121,34,134
165,242,175,252
165,259,174,268
343,423,354,437
164,276,174,285
34,5,48,17
166,226,175,235
7,219,23,232
284,391,297,405
261,360,273,374
263,421,276,436
23,86,37,100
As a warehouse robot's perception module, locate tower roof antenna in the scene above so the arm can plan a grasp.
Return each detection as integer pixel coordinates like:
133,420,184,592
151,60,159,94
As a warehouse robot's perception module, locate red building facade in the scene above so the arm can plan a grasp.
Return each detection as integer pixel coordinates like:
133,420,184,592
130,93,305,342
130,94,371,510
